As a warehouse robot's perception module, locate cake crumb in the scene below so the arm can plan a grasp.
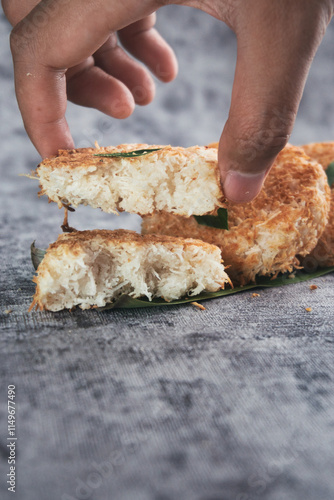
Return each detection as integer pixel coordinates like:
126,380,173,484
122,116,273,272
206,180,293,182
309,285,318,290
305,307,312,312
5,309,12,314
191,302,206,310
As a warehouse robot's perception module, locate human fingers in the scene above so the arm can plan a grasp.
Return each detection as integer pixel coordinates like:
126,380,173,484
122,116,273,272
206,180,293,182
93,33,156,106
118,13,178,83
218,0,333,202
66,58,136,117
9,0,157,157
3,3,174,106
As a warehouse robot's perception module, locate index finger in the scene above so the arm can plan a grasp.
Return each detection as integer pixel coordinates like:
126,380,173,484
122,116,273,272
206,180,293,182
9,0,156,157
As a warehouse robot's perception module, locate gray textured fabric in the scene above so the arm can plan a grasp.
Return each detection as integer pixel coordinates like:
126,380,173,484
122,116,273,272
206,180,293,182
1,6,334,500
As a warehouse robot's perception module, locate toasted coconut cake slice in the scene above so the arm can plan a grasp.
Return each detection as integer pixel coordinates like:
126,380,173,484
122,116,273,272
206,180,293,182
300,141,334,268
36,144,224,217
142,145,331,285
30,230,230,311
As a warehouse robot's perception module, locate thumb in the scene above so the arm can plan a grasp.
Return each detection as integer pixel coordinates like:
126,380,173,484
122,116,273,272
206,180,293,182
219,2,330,203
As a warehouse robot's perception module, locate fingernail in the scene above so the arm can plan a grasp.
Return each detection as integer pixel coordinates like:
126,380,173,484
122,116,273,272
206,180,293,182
223,170,266,203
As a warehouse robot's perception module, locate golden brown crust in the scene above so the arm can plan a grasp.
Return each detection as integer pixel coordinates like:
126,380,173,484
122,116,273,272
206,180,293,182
206,142,219,149
142,144,331,284
39,144,160,170
39,143,218,170
301,142,334,171
30,229,227,312
300,142,334,268
38,143,221,189
48,228,222,254
208,139,334,268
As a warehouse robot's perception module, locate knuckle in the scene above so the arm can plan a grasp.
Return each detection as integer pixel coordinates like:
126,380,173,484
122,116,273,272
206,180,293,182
10,21,35,57
9,25,24,55
228,108,295,163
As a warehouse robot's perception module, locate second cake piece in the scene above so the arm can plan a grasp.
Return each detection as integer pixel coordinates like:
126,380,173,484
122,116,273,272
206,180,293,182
30,230,230,311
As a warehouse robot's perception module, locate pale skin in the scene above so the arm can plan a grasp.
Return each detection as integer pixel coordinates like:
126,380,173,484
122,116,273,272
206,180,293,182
2,0,334,202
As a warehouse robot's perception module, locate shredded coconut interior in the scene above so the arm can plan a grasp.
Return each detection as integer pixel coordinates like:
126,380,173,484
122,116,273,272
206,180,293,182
37,240,227,311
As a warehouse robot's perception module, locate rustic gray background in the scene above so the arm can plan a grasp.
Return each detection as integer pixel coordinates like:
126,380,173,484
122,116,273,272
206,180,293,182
1,5,334,500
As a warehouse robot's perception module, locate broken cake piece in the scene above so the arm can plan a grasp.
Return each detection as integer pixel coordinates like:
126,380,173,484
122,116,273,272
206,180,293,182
35,144,224,217
30,230,230,311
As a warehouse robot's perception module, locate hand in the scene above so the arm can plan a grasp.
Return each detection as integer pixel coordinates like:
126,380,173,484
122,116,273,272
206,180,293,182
4,0,334,203
2,0,177,157
168,0,333,202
